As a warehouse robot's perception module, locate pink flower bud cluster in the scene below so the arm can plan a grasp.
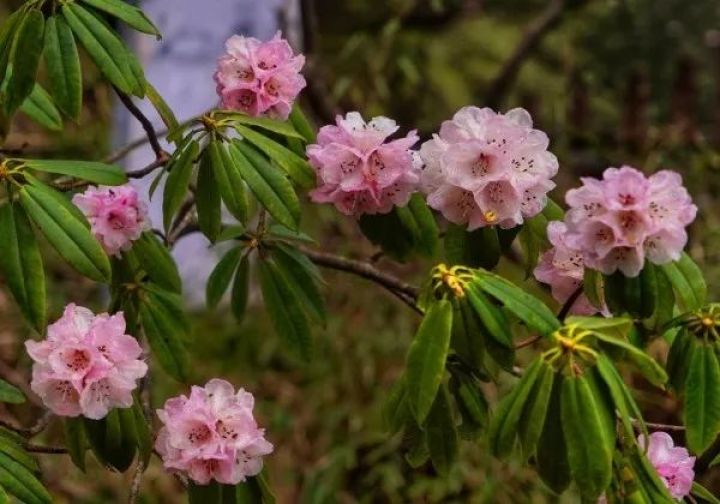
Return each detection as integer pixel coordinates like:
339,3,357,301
214,32,306,120
563,166,697,277
25,304,147,420
419,107,558,230
533,221,600,315
307,112,420,217
155,379,273,486
72,184,150,257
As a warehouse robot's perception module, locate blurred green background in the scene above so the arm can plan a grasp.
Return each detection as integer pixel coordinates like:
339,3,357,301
1,0,720,502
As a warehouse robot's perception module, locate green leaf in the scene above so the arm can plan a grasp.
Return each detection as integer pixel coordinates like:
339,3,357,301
403,194,439,257
139,287,190,381
537,375,570,495
358,209,417,262
424,386,458,476
444,224,501,269
79,0,160,36
667,330,695,391
661,253,707,311
583,268,604,310
289,103,315,143
0,203,46,332
132,400,152,468
565,315,632,340
130,232,181,293
591,331,667,387
0,10,25,86
231,254,250,324
465,283,512,348
406,299,453,424
196,148,222,242
518,361,554,458
448,370,488,439
62,3,134,94
234,124,314,188
383,377,410,435
43,15,82,120
232,140,300,230
19,84,62,131
488,358,543,457
595,354,645,439
222,112,304,140
518,217,544,278
270,244,326,324
0,379,24,405
0,437,38,473
21,158,127,185
146,82,178,134
472,272,560,335
188,481,220,504
0,451,51,504
684,344,720,454
258,258,313,361
692,482,720,504
63,418,86,472
206,247,242,309
208,139,249,224
5,10,44,115
19,181,111,282
560,375,613,501
162,139,198,231
83,409,136,472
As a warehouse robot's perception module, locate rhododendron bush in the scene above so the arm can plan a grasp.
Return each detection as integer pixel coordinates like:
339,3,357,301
0,2,718,503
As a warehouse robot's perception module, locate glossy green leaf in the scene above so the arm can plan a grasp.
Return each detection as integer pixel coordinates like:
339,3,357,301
234,124,314,188
401,195,439,257
80,0,160,36
0,451,51,504
595,354,645,439
0,379,24,405
692,482,720,504
472,272,560,335
231,254,250,324
488,358,542,457
465,283,512,348
289,104,315,143
383,377,410,435
518,360,554,458
196,148,222,242
258,258,313,361
19,84,62,131
208,139,248,224
537,375,571,495
661,253,707,311
146,82,178,135
131,232,181,293
424,386,458,476
448,370,488,439
232,140,300,230
162,139,198,231
358,209,417,262
685,344,720,454
592,331,667,387
43,15,82,120
21,158,127,185
222,112,304,140
406,299,453,424
583,268,604,310
0,203,46,332
0,10,24,86
62,3,134,94
444,224,501,269
19,182,111,282
83,409,136,472
63,418,87,472
565,315,632,340
0,437,37,473
667,330,695,391
5,10,44,115
139,288,190,381
206,247,242,309
560,375,613,501
270,244,326,324
132,400,152,468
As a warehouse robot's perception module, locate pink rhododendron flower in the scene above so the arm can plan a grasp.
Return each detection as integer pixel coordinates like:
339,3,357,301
155,379,273,485
307,112,420,217
419,106,558,230
25,304,147,420
563,166,697,277
533,221,600,315
72,184,150,257
214,31,306,120
639,432,695,500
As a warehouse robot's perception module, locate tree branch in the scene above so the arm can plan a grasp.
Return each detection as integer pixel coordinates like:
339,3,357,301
485,0,567,108
114,88,166,160
24,443,67,454
128,460,145,504
557,284,584,321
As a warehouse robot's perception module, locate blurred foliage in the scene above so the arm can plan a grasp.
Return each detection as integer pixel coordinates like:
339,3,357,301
1,0,720,501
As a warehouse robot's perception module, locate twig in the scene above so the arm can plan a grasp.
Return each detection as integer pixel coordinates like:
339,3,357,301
28,410,53,437
485,0,567,108
297,245,422,313
128,460,145,504
114,88,166,160
557,284,584,321
632,418,686,432
24,443,67,454
0,418,32,437
515,334,542,349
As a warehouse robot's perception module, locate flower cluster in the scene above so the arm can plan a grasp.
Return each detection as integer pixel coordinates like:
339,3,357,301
155,379,273,485
214,32,306,120
72,184,150,257
307,112,420,217
640,432,695,500
533,221,599,315
419,106,558,230
25,304,147,420
563,166,697,277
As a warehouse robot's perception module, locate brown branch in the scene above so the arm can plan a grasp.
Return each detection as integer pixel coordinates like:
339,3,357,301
128,460,145,504
557,284,584,321
515,334,542,349
297,245,422,314
24,443,67,454
114,88,166,160
485,0,568,108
